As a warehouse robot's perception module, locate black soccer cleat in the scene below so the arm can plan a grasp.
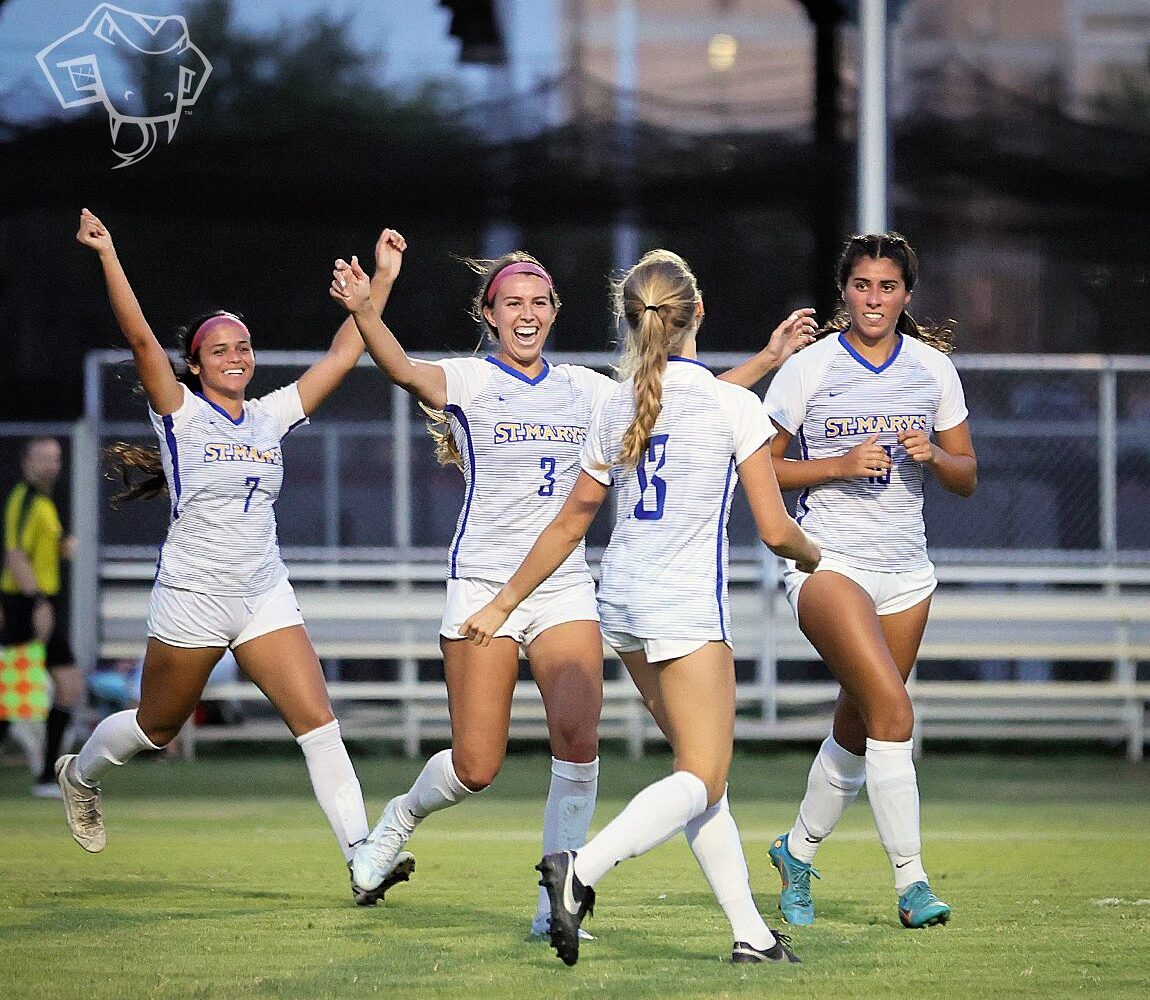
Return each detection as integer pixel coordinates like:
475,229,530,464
731,930,801,964
349,853,415,907
536,850,595,966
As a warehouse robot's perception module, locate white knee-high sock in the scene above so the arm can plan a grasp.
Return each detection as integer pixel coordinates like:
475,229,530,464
533,757,599,926
788,734,867,864
573,770,708,888
296,720,369,862
75,709,159,787
685,790,776,951
865,737,927,892
391,748,474,833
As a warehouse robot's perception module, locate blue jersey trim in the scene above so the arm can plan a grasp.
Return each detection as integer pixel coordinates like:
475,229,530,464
444,404,476,579
837,332,902,374
795,425,811,523
486,355,551,385
161,413,182,519
668,355,709,370
196,391,246,425
715,456,736,640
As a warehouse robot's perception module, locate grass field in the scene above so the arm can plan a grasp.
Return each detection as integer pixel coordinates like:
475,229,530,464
2,746,1148,1000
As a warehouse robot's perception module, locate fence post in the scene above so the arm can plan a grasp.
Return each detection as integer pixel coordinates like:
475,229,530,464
392,384,422,757
69,417,101,676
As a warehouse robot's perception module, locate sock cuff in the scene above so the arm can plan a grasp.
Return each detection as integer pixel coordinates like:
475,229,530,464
824,733,865,764
821,734,867,785
551,756,600,782
130,712,163,752
866,737,914,753
295,718,341,750
434,748,473,798
672,769,709,814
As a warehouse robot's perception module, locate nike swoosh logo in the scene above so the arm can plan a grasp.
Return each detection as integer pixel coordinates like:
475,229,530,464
561,859,579,914
828,391,845,397
895,860,912,868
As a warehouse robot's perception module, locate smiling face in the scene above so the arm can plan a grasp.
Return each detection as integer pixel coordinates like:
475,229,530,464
187,319,255,401
843,255,912,344
481,274,557,373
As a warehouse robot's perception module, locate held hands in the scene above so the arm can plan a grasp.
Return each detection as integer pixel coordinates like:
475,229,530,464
373,228,407,285
76,208,113,255
897,428,935,465
329,255,371,312
838,433,893,479
458,600,513,647
763,308,818,367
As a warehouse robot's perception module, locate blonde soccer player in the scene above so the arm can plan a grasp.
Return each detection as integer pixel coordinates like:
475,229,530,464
460,249,821,966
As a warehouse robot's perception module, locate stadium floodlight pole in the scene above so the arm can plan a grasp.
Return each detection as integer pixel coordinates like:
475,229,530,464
857,0,888,233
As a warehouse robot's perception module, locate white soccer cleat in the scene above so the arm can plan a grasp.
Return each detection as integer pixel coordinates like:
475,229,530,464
351,795,414,891
55,754,106,853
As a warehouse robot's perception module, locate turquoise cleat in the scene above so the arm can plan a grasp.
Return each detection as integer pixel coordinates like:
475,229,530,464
768,833,820,926
898,881,951,928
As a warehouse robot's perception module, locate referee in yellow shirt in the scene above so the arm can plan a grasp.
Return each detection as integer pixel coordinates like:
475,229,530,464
0,437,81,797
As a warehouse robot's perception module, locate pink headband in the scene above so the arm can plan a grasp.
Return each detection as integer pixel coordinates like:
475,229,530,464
189,314,250,356
485,262,554,305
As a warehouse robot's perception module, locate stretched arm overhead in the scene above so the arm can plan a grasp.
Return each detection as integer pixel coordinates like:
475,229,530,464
458,472,609,646
76,208,183,416
298,228,406,415
738,446,820,572
718,308,818,389
329,255,447,411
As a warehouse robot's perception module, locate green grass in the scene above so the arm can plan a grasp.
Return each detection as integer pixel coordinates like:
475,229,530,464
2,748,1149,999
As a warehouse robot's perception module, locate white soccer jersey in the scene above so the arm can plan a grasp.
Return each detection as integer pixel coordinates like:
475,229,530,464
763,332,968,572
436,356,616,584
582,358,774,642
149,383,308,596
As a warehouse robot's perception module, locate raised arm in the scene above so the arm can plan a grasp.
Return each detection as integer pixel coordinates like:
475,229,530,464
738,446,820,571
76,209,183,415
329,255,447,411
297,228,406,415
458,472,609,646
718,308,818,389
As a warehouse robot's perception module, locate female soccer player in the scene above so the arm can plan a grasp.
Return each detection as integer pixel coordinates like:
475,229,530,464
62,209,408,905
330,250,816,938
762,232,977,929
459,249,821,966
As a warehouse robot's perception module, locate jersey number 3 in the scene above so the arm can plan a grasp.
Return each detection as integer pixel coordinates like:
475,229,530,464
634,434,669,520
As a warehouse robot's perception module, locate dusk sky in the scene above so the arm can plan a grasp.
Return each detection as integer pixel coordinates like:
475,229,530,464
0,0,550,123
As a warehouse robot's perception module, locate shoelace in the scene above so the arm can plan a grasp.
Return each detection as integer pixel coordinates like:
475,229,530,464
75,793,102,832
368,824,408,870
790,863,821,901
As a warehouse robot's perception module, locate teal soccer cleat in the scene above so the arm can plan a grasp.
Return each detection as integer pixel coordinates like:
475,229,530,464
768,833,820,926
898,881,951,928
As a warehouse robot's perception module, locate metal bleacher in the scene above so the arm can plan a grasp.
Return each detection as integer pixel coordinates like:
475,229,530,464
10,349,1146,761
